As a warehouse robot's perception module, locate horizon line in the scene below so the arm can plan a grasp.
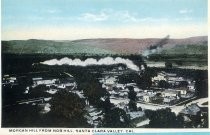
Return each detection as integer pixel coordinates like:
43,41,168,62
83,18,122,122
1,35,208,41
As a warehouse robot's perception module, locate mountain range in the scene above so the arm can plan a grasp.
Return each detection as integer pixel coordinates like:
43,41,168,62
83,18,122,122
2,36,207,55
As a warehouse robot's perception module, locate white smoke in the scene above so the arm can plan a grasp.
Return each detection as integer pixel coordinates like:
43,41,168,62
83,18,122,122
142,47,162,57
40,57,140,71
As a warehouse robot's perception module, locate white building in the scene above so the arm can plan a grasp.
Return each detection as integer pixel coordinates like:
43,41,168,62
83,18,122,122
9,77,17,83
58,84,66,89
152,72,167,82
175,88,188,95
104,77,117,85
163,97,177,105
188,83,195,91
143,95,154,103
116,84,125,89
33,78,58,86
162,90,180,98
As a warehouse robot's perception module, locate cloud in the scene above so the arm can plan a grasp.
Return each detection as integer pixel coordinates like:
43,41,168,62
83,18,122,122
115,10,138,22
179,9,193,14
78,9,139,22
78,9,175,23
78,12,109,21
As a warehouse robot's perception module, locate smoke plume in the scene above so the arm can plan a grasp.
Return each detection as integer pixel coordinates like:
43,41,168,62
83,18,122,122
143,35,170,57
40,57,140,71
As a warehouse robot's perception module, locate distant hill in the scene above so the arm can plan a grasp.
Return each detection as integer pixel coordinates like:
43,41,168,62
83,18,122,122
2,39,116,55
2,36,207,55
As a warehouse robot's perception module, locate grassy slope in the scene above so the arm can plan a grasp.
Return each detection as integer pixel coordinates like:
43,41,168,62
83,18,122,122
2,40,116,55
2,36,208,56
160,45,207,55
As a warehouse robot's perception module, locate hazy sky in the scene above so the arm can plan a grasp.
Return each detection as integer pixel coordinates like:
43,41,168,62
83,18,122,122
2,0,208,40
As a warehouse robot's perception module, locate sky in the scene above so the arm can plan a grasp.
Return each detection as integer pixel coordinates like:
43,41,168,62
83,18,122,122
1,0,208,40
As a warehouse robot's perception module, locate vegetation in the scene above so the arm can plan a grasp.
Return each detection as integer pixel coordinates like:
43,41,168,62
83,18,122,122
127,86,137,111
100,108,131,128
2,40,116,55
48,90,89,127
1,52,208,128
145,108,184,128
160,45,208,55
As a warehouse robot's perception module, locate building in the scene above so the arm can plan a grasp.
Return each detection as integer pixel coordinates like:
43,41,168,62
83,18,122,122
8,77,17,83
57,84,66,89
143,95,154,102
188,83,195,91
163,97,177,105
32,77,58,86
180,103,201,116
104,76,117,85
101,76,117,90
152,71,185,86
175,87,188,95
116,84,125,90
119,92,128,98
3,75,18,85
152,71,167,83
162,90,180,98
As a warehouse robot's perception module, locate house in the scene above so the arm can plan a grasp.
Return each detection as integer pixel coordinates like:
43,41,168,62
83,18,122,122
163,97,177,105
109,90,118,95
143,95,154,102
3,75,17,85
117,102,127,109
152,71,167,82
175,87,188,95
119,92,128,98
116,84,125,89
8,77,17,83
162,90,180,98
188,83,195,91
32,77,58,86
104,77,117,85
65,82,76,87
58,84,66,89
102,76,117,90
152,71,186,86
134,87,142,92
180,103,201,116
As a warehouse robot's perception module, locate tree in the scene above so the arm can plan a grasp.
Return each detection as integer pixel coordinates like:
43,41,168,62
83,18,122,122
83,81,108,105
165,61,172,68
145,108,184,128
158,80,169,88
49,90,88,127
101,108,131,128
128,100,137,112
103,97,113,112
128,86,137,101
195,77,208,98
2,104,41,127
137,71,152,89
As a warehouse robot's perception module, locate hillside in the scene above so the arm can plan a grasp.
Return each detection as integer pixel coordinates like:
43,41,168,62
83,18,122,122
2,39,116,55
2,36,207,55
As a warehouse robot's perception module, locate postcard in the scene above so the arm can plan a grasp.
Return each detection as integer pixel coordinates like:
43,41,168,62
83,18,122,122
1,0,209,134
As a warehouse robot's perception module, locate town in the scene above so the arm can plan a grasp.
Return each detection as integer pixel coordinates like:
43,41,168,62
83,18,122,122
2,58,208,128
